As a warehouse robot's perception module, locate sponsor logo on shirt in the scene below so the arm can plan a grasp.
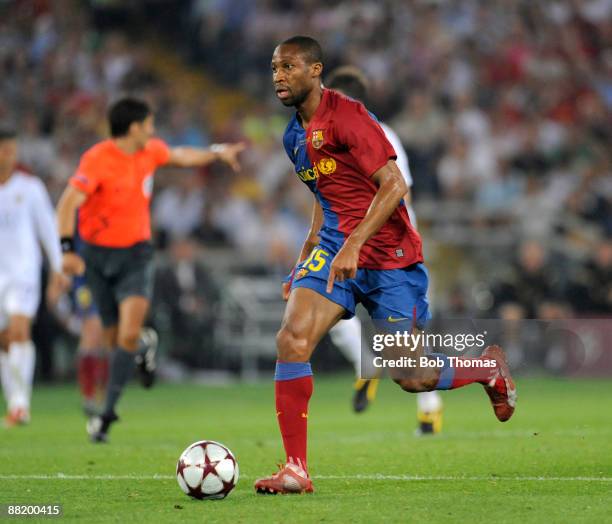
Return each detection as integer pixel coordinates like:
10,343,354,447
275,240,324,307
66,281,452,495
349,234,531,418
316,158,336,176
311,129,324,149
297,165,319,182
296,158,337,182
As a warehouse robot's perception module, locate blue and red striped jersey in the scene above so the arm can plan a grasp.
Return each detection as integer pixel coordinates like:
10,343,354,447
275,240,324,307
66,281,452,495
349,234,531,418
282,88,423,269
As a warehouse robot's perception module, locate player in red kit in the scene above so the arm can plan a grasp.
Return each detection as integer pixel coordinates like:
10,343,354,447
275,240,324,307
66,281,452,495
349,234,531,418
255,36,516,494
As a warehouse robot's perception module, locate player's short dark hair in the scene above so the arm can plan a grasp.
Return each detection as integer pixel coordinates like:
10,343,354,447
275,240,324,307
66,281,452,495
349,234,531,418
281,35,324,65
108,97,151,137
0,127,17,142
325,66,369,103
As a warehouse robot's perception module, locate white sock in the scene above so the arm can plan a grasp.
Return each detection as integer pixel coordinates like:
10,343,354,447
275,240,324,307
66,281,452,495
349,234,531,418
8,341,35,411
0,350,14,410
417,390,442,413
330,317,363,376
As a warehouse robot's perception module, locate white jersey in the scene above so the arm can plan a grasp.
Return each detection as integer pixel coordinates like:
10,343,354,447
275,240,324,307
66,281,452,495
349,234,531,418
381,122,416,226
0,171,61,284
381,122,412,187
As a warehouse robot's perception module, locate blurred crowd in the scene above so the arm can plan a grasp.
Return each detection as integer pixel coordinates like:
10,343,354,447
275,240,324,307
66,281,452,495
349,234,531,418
0,0,610,366
188,0,611,318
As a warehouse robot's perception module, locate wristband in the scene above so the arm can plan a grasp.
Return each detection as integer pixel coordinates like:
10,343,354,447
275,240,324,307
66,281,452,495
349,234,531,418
60,237,75,253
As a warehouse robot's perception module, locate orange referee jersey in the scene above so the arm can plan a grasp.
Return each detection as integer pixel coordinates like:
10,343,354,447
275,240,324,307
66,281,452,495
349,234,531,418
69,138,170,247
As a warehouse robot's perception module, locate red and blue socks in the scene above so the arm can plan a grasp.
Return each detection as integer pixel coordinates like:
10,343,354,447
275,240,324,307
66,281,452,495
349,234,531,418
78,350,109,402
274,361,313,474
431,354,495,390
78,352,97,401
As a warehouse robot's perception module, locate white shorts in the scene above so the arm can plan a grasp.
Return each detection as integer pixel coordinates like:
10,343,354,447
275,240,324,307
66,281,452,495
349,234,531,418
0,278,40,330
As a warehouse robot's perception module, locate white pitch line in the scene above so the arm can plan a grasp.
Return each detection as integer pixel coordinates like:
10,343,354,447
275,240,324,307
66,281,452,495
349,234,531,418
0,474,174,480
315,475,612,482
0,474,610,482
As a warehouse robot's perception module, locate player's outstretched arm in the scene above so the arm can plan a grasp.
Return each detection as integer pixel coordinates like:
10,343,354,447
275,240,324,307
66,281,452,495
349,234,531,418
326,160,407,292
168,143,246,171
282,198,323,300
56,185,88,276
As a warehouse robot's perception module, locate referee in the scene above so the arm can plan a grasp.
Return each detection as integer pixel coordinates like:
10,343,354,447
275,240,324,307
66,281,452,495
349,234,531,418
57,97,245,442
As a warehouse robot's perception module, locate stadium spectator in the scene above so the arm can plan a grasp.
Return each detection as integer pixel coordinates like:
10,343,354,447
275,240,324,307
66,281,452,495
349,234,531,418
492,240,567,319
152,236,220,367
153,170,206,248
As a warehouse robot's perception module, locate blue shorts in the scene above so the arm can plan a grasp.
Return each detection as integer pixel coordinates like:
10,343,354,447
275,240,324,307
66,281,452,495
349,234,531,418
71,274,98,318
291,245,431,329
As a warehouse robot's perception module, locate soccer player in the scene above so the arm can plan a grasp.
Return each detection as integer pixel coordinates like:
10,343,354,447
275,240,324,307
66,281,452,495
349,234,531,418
56,97,245,442
70,273,107,417
0,128,67,426
324,66,443,434
255,36,516,494
67,271,158,417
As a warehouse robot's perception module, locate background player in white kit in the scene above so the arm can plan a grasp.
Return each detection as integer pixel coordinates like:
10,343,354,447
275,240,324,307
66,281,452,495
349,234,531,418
324,67,443,434
0,128,66,426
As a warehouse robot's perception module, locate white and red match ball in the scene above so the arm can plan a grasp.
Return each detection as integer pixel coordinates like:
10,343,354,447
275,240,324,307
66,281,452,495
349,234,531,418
176,440,239,500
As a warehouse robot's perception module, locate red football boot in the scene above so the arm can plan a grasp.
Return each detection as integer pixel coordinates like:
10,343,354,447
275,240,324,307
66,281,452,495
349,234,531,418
4,407,30,428
254,463,314,494
481,345,517,422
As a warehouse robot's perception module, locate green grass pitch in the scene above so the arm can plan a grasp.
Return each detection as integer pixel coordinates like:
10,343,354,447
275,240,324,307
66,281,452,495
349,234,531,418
1,376,611,523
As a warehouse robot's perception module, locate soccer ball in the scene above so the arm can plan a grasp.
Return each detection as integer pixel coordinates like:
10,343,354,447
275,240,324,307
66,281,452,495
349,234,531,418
176,440,239,500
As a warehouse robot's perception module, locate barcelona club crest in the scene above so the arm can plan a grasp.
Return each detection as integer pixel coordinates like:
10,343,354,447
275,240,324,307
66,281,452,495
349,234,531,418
311,129,324,149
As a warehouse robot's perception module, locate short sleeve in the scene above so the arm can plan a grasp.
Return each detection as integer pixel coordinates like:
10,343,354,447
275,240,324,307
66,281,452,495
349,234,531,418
146,138,171,167
69,152,101,195
335,102,397,177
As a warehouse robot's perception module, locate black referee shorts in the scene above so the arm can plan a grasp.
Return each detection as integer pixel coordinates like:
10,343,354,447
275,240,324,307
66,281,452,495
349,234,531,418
81,241,155,327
